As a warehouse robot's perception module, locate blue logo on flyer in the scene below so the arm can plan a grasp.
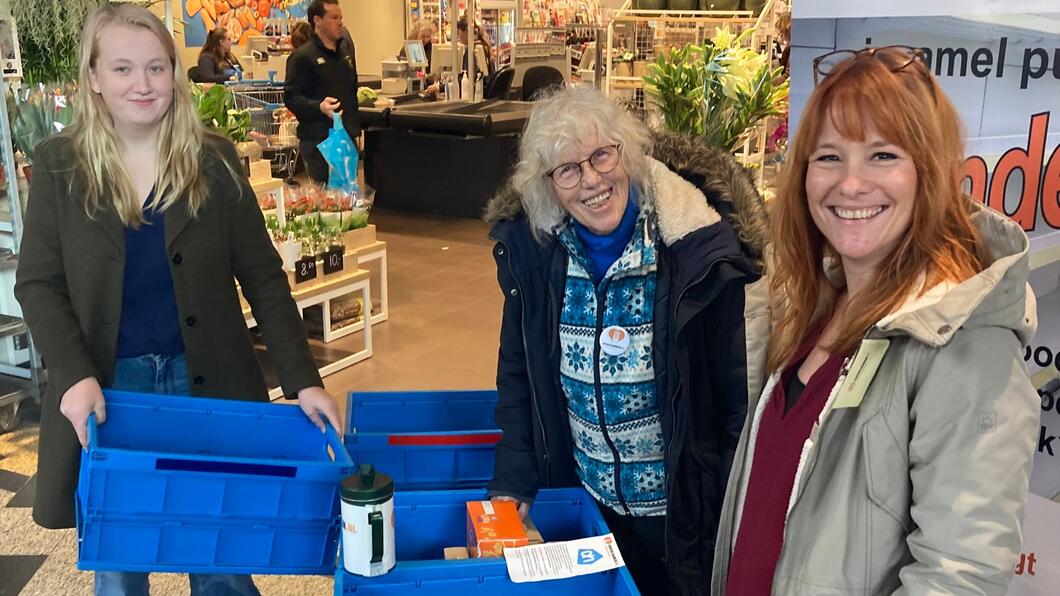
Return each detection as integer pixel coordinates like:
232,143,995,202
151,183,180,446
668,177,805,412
577,549,602,565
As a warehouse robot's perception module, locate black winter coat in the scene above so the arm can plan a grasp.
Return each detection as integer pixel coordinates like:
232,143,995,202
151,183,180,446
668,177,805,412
483,132,770,595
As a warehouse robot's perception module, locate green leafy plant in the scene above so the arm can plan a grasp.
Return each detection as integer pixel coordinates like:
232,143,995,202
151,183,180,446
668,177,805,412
6,83,77,164
641,43,705,136
8,0,104,84
643,26,789,151
191,83,251,142
19,36,80,86
4,0,177,84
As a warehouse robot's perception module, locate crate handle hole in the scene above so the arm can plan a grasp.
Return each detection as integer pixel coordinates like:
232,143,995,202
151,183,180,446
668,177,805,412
155,458,297,478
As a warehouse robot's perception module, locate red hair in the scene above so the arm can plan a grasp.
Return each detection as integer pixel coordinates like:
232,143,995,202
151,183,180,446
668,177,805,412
767,48,982,372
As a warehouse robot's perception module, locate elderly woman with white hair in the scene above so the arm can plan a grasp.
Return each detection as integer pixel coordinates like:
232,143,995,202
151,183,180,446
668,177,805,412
484,86,769,595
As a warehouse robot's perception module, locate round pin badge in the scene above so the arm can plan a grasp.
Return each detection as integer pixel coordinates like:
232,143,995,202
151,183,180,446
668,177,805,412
600,325,631,356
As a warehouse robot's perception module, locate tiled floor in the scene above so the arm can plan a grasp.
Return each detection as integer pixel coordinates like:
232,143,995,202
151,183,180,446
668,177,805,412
0,209,501,595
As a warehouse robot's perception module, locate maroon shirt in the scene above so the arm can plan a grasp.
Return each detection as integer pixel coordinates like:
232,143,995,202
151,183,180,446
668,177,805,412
725,333,847,596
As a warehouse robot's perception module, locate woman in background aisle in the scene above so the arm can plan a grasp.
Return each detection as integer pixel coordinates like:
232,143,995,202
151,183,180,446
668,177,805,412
14,5,340,595
711,46,1039,595
195,27,242,83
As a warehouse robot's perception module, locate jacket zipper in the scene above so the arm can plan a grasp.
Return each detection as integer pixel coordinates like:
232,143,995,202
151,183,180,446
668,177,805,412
499,239,552,481
664,256,732,561
665,259,728,470
594,282,630,514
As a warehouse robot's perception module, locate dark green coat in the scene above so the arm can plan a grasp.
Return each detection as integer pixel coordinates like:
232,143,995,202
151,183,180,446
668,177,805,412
14,132,323,529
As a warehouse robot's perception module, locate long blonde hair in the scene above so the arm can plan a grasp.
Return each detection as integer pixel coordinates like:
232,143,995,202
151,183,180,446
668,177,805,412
70,3,207,226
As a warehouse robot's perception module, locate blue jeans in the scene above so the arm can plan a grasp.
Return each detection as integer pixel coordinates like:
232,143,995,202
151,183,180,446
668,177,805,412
94,353,261,596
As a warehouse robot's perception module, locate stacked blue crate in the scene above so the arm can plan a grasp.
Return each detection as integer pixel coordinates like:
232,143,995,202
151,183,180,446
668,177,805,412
334,487,639,595
343,390,501,490
76,390,353,574
339,391,641,595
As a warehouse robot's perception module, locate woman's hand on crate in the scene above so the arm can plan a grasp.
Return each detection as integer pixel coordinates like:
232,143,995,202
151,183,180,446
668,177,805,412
491,496,530,520
60,377,106,449
296,386,342,433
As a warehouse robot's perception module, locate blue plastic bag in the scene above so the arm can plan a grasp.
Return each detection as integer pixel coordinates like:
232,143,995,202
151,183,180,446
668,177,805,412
316,112,359,192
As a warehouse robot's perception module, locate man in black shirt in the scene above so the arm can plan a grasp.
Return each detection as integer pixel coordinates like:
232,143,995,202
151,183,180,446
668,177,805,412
284,0,359,184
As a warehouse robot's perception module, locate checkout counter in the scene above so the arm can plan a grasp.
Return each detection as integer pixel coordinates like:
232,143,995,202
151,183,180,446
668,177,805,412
362,97,532,219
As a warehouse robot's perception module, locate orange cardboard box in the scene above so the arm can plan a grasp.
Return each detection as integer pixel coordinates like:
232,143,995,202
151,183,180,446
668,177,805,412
466,500,528,558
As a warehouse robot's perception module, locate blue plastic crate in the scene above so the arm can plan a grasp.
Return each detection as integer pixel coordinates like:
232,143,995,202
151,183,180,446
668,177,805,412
334,487,640,595
344,391,500,490
76,390,353,574
78,514,341,575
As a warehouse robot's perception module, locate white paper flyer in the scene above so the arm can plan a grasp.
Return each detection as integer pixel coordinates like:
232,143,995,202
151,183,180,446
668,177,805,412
504,533,626,583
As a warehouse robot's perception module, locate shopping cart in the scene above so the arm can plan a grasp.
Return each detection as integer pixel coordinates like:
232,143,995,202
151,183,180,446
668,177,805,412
230,84,300,178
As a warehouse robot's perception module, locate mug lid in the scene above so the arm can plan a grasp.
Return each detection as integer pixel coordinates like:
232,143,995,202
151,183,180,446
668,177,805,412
341,464,394,504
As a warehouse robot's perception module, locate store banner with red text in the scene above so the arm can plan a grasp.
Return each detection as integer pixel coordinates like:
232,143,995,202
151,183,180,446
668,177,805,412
791,4,1060,594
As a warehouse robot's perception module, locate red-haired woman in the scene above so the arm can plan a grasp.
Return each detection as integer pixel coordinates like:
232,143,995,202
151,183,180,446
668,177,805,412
711,47,1039,595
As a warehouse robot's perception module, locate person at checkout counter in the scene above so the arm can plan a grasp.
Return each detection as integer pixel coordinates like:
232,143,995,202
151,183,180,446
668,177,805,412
457,16,495,80
399,20,436,73
195,28,242,83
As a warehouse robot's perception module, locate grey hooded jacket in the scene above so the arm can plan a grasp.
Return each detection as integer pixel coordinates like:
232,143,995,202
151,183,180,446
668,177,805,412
712,202,1041,595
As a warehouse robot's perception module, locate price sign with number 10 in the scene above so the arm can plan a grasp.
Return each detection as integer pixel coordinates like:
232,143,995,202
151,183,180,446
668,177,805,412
323,246,345,275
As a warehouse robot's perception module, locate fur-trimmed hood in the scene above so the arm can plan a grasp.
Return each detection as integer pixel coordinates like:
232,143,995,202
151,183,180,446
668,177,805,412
484,129,769,262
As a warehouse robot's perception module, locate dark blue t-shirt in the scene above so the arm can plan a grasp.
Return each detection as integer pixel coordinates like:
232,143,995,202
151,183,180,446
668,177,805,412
115,198,184,358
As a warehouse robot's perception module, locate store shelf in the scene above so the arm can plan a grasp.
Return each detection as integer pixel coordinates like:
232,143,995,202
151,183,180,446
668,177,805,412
614,13,754,24
0,247,16,270
0,374,33,408
353,240,386,255
250,178,284,195
245,267,373,399
243,268,371,321
0,314,26,340
610,76,644,90
353,241,389,326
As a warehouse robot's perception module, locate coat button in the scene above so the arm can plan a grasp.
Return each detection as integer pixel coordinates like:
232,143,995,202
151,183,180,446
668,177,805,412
171,253,183,265
937,325,952,334
496,248,505,256
193,376,205,385
509,288,518,296
185,316,197,327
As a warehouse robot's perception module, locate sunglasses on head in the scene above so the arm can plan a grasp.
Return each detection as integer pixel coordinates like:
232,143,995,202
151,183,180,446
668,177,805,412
813,45,928,82
812,45,937,103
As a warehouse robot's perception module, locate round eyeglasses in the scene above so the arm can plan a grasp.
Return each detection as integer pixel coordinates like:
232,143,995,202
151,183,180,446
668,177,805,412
545,144,622,190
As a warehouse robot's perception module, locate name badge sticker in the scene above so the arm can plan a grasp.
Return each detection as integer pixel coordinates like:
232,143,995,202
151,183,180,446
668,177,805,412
833,338,890,409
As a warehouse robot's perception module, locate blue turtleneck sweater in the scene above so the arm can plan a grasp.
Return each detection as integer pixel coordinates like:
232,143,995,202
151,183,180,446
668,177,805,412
572,186,640,284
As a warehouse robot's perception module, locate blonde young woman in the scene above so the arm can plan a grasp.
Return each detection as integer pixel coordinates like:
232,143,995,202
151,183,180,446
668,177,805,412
14,5,339,595
711,47,1039,595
